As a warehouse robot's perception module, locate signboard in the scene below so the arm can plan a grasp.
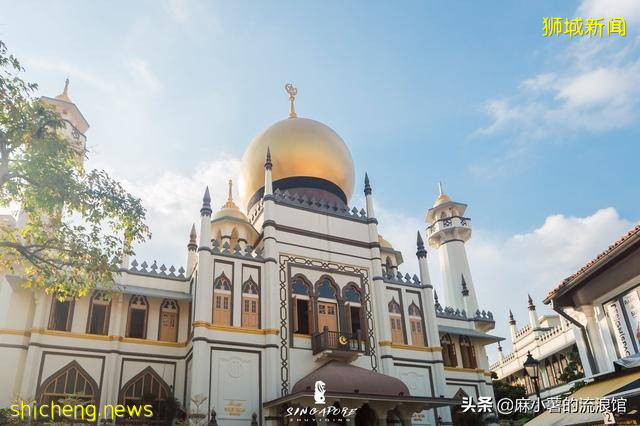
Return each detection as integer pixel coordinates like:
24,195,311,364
622,290,640,349
606,300,633,358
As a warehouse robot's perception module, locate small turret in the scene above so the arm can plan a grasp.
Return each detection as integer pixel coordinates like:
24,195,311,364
528,294,540,330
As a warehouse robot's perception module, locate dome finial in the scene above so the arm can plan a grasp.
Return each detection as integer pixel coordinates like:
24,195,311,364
438,181,444,195
222,179,238,209
55,78,72,102
285,83,298,118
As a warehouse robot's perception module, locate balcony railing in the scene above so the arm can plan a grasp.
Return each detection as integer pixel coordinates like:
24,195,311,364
311,328,365,355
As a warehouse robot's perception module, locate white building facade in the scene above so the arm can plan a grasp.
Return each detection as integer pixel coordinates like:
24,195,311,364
0,84,502,425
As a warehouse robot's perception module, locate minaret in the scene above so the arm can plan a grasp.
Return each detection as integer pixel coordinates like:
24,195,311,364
528,294,540,330
191,187,213,414
497,342,505,362
425,183,478,313
364,172,374,218
40,79,89,156
416,230,450,423
508,310,517,342
187,224,197,276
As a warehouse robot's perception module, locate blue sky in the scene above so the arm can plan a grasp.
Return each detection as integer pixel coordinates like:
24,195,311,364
2,0,639,359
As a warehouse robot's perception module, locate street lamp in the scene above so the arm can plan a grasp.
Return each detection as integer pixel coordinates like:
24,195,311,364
523,351,541,401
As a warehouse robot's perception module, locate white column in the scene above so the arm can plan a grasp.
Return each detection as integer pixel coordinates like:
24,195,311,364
580,305,610,373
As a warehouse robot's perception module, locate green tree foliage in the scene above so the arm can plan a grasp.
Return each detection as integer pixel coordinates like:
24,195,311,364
492,379,531,422
0,41,150,298
559,351,585,383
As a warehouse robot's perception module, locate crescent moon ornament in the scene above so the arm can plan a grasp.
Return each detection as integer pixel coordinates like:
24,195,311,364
338,335,348,345
285,83,298,118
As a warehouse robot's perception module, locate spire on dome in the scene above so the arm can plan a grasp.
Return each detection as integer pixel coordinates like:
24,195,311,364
285,83,297,118
433,181,452,207
200,186,212,216
508,309,516,325
222,179,238,209
364,172,372,196
55,78,72,103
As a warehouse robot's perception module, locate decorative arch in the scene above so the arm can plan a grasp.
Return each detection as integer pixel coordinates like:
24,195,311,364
314,275,340,300
441,334,458,367
291,274,312,296
407,302,425,346
388,298,404,344
86,291,111,335
158,299,179,342
119,366,171,415
314,276,340,333
126,295,148,339
242,277,260,328
37,360,99,405
290,274,313,336
213,272,232,325
342,283,362,303
459,335,477,368
48,295,75,332
214,272,231,290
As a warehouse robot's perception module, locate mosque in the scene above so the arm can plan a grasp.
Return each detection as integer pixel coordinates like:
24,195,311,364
0,83,502,425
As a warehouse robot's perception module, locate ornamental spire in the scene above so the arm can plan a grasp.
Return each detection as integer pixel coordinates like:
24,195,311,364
265,146,272,170
200,186,212,216
364,172,372,196
56,78,71,102
222,179,237,209
285,83,297,118
188,223,197,251
508,309,516,325
528,294,536,311
416,231,427,259
461,274,469,297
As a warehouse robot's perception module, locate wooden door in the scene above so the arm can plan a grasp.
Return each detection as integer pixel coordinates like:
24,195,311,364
213,292,231,325
390,315,404,343
242,296,259,328
159,311,177,342
410,318,424,346
317,302,338,332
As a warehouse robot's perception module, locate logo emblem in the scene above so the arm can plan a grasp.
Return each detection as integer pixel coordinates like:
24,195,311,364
338,335,348,345
314,380,326,404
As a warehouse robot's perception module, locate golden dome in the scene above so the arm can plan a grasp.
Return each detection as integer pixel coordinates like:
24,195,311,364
378,235,393,249
213,180,249,222
239,116,355,209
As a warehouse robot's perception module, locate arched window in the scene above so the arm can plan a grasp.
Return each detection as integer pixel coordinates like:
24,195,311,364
291,276,312,335
408,302,425,346
38,361,98,405
459,336,477,368
242,278,259,328
343,284,363,338
441,334,457,367
87,291,110,335
48,296,74,332
119,367,172,418
126,295,148,339
159,299,179,342
213,273,232,326
316,278,338,333
388,299,404,344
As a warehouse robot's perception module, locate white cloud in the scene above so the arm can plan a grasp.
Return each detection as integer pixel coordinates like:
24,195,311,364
126,155,241,268
127,58,162,93
578,0,640,24
165,0,191,23
375,204,636,363
472,0,640,178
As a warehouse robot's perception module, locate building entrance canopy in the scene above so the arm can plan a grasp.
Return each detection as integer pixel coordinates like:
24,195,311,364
264,361,459,425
